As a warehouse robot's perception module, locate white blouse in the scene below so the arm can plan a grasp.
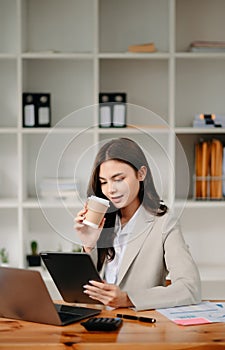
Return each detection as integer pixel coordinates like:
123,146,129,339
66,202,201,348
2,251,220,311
104,205,142,284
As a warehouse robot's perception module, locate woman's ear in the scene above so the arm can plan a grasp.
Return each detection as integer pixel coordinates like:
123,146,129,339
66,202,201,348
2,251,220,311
137,166,147,181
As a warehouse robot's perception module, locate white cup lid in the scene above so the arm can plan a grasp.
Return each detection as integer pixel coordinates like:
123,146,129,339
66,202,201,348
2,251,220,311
89,195,110,207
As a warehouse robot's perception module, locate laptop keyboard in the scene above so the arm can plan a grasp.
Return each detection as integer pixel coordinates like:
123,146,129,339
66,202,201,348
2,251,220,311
54,303,101,324
55,304,82,315
58,312,80,323
55,305,83,324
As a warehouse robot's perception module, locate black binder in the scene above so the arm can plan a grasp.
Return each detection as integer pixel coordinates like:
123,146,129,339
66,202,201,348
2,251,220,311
23,93,51,127
99,92,126,128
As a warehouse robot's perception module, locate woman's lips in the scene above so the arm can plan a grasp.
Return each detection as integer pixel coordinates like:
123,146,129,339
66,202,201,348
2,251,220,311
111,195,123,203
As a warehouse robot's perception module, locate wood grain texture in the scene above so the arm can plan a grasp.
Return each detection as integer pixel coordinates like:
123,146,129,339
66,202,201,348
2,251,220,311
1,304,225,349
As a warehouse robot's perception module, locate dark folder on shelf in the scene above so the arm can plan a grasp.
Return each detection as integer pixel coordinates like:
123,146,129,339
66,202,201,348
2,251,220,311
23,93,51,128
99,93,127,128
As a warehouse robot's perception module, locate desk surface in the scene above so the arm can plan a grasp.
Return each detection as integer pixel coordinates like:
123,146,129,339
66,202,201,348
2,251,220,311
1,304,225,349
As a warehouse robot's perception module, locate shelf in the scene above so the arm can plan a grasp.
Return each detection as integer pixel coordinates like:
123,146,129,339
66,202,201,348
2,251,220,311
176,0,225,53
98,125,170,135
175,199,225,209
98,52,170,60
0,198,18,208
21,0,95,54
175,127,225,134
100,59,169,122
21,126,171,135
175,59,225,127
0,128,18,134
0,54,17,59
23,198,81,209
175,52,225,59
22,52,94,60
21,127,93,135
99,0,169,53
20,125,171,138
22,59,94,127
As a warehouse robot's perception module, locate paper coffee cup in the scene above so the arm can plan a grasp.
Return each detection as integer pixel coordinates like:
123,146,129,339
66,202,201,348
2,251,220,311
83,196,110,229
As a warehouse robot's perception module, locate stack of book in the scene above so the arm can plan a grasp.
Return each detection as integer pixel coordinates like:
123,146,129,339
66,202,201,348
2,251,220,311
128,42,156,53
194,139,224,199
189,41,225,53
193,113,225,128
39,177,78,201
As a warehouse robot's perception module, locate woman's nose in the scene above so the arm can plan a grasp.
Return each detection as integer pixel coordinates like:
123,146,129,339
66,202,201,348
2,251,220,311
108,181,116,193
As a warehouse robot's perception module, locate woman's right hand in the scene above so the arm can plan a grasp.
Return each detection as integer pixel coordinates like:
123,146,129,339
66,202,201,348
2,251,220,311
74,205,105,252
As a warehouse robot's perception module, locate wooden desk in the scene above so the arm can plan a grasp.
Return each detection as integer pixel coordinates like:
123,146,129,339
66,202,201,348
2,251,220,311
1,305,225,349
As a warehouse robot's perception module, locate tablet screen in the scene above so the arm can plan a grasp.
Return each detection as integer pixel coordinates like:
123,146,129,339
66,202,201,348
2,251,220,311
40,252,102,304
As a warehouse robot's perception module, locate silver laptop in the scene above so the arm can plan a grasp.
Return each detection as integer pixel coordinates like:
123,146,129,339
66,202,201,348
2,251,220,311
0,267,101,326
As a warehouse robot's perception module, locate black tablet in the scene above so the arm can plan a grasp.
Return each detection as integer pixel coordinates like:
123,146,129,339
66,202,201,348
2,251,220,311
40,252,102,304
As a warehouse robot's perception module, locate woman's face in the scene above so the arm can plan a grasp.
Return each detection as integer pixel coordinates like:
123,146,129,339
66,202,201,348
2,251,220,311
99,160,145,210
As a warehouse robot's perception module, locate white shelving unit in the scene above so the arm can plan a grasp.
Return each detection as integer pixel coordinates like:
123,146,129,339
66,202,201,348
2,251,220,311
0,0,225,299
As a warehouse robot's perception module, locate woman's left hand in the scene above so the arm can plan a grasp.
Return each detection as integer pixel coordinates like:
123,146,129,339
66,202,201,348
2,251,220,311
83,280,133,308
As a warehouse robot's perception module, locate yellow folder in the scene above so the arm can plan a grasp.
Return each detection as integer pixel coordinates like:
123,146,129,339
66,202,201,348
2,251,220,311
210,139,223,199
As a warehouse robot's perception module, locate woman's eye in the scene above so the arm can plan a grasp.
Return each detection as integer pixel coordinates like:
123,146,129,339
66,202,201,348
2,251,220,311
115,178,123,182
100,181,107,186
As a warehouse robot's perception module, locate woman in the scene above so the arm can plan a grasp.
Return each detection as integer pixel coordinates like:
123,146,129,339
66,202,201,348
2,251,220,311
74,137,201,311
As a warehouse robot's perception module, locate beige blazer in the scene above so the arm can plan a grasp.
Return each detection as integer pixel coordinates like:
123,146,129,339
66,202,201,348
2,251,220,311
90,206,201,311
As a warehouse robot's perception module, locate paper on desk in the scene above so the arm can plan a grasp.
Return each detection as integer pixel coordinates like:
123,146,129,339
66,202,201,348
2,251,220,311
157,301,225,325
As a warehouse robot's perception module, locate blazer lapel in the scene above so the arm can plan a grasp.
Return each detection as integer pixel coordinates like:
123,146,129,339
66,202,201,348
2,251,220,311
117,207,155,285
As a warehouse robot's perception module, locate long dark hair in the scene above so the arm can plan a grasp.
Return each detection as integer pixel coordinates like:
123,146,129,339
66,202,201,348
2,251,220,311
87,138,168,271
